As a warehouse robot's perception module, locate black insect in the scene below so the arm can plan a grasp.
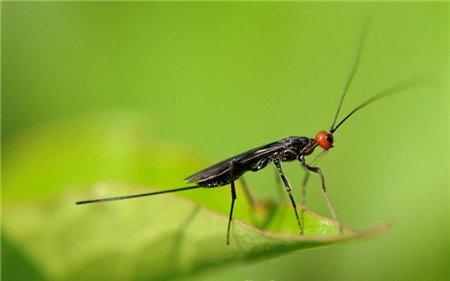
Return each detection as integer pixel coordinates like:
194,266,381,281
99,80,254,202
76,21,418,244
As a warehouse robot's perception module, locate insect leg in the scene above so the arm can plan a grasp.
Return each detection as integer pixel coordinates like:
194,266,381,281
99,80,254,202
299,166,309,231
239,177,255,210
300,168,309,207
239,177,261,227
299,157,343,233
273,166,286,202
226,179,237,245
274,160,303,235
300,149,328,207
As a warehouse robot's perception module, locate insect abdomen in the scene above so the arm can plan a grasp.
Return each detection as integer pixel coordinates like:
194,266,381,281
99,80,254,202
197,169,247,188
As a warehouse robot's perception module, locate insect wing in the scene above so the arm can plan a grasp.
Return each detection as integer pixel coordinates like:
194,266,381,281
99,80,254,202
185,141,284,184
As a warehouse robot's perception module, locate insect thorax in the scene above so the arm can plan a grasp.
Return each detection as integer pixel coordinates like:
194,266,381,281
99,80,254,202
280,136,316,159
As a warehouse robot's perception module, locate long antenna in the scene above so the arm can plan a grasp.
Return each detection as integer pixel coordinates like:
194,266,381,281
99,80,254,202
330,18,370,131
330,77,427,133
76,185,201,205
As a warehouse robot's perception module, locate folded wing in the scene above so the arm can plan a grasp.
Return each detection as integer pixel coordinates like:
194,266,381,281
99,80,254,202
185,141,284,186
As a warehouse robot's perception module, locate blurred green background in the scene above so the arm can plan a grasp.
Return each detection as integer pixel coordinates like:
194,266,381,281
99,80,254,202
2,2,449,281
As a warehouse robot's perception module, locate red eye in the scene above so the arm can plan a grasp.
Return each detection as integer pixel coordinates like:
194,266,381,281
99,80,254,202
316,130,333,150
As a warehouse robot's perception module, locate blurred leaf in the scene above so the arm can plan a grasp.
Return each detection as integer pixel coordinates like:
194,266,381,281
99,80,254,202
2,112,204,203
2,4,447,281
2,183,390,281
2,113,390,281
1,235,47,281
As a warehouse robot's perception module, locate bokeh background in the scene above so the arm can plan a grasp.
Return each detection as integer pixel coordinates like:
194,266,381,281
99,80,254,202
2,2,449,281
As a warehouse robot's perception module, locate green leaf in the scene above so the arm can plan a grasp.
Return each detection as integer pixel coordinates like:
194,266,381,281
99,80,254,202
2,114,390,281
2,183,390,281
2,112,206,203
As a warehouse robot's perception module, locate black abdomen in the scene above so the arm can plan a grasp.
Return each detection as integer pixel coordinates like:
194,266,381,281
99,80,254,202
185,136,314,188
